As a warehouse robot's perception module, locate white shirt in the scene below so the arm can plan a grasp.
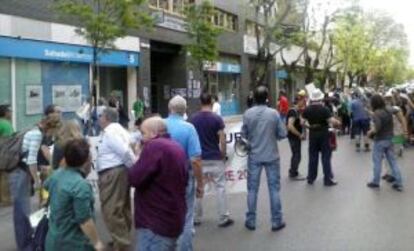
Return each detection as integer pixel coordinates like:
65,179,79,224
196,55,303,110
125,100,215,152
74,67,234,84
212,102,222,116
96,123,136,172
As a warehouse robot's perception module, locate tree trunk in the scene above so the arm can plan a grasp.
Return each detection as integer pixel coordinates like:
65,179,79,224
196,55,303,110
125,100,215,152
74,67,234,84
304,56,313,84
348,72,354,89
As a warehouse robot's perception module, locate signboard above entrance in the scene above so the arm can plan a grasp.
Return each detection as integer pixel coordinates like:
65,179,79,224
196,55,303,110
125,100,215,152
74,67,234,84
154,13,187,33
204,62,241,74
0,36,140,67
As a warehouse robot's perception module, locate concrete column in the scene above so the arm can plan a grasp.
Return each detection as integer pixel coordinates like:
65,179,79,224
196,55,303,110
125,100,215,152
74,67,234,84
11,58,16,129
127,66,138,128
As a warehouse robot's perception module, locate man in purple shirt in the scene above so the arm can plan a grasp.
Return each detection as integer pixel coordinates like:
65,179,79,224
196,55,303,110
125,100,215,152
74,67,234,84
191,93,234,227
129,117,188,251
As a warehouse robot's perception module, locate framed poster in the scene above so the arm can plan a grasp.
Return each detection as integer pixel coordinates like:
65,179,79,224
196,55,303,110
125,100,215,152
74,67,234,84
143,87,150,107
164,85,171,100
52,85,82,112
25,85,43,115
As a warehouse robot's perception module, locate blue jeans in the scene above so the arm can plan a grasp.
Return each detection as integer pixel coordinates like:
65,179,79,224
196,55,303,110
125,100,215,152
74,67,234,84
9,168,32,250
136,228,176,251
372,139,403,186
246,158,282,227
177,169,195,251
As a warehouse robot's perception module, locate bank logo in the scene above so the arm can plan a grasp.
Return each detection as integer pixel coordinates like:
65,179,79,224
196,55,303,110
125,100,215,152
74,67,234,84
129,54,136,64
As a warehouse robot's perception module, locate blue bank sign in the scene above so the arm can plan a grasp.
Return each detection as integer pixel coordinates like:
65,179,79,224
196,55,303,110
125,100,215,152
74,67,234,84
0,36,139,67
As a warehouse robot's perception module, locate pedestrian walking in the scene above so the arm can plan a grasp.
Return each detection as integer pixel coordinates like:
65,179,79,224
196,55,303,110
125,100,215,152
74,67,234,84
351,92,371,152
0,104,13,207
247,91,254,108
52,120,83,170
10,114,60,250
165,95,203,251
367,95,404,191
91,98,107,136
129,117,188,251
45,139,105,251
132,95,145,123
277,90,289,123
191,93,234,228
109,95,130,129
302,89,340,186
242,86,287,232
339,97,351,135
96,107,136,251
37,105,62,204
286,99,306,180
212,94,222,116
76,97,92,136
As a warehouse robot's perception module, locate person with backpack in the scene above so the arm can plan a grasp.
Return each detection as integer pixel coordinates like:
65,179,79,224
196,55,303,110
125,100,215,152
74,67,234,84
8,114,61,251
0,104,13,207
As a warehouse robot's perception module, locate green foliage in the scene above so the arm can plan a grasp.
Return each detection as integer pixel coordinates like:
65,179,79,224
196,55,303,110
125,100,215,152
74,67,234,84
333,8,410,86
184,1,221,69
54,0,153,50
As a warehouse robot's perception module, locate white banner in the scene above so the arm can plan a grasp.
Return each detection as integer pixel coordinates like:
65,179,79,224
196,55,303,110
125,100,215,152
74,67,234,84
204,121,247,195
86,121,248,196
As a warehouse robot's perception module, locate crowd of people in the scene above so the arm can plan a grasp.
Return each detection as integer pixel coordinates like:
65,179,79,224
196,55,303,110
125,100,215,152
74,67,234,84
0,82,413,251
278,85,414,191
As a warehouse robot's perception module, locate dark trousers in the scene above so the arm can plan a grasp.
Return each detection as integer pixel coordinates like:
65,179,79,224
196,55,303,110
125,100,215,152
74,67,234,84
288,137,301,177
308,132,333,182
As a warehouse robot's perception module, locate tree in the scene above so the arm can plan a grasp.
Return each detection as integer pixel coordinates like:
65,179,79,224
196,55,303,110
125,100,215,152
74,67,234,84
54,0,152,104
184,0,221,92
333,8,409,88
249,0,304,87
279,0,350,91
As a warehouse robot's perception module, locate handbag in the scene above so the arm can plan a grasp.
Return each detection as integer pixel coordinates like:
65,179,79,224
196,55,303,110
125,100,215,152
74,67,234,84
30,199,49,251
329,129,337,151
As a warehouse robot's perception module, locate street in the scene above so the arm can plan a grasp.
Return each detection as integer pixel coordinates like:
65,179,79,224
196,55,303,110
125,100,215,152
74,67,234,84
1,135,414,251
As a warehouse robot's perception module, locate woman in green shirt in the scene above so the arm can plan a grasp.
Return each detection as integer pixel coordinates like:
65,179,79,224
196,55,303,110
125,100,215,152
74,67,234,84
45,139,104,251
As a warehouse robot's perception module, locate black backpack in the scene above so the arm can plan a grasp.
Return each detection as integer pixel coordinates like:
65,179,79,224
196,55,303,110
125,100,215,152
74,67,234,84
0,129,30,172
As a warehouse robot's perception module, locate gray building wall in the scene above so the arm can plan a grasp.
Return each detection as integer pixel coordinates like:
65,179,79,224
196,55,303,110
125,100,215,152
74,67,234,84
0,0,279,114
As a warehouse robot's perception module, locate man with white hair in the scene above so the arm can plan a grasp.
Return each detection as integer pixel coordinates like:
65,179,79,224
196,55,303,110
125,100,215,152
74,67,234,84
129,117,188,250
165,95,202,251
303,89,340,186
97,107,136,251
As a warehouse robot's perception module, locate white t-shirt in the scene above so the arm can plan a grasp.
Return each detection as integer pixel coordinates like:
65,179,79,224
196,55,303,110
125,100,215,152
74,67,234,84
212,102,222,116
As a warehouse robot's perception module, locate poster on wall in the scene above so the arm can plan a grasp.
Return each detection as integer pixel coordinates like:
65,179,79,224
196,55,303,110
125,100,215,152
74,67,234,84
52,85,82,112
171,88,187,98
164,85,171,100
143,87,150,107
25,85,43,115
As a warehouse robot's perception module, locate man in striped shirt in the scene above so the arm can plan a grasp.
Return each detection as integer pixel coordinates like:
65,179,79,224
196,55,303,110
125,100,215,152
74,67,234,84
9,114,60,250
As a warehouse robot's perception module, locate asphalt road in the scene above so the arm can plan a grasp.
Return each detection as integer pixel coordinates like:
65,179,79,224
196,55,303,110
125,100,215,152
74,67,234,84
1,135,414,251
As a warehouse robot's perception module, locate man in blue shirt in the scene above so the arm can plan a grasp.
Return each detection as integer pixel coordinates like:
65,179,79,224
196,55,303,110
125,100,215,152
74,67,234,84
242,86,287,232
351,92,371,152
165,95,203,251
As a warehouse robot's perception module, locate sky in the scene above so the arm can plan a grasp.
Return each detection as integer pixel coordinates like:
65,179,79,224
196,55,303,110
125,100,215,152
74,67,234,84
359,0,414,66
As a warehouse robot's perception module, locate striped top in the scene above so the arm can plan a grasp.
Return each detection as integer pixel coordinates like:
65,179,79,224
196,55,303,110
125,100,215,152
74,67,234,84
22,127,42,165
